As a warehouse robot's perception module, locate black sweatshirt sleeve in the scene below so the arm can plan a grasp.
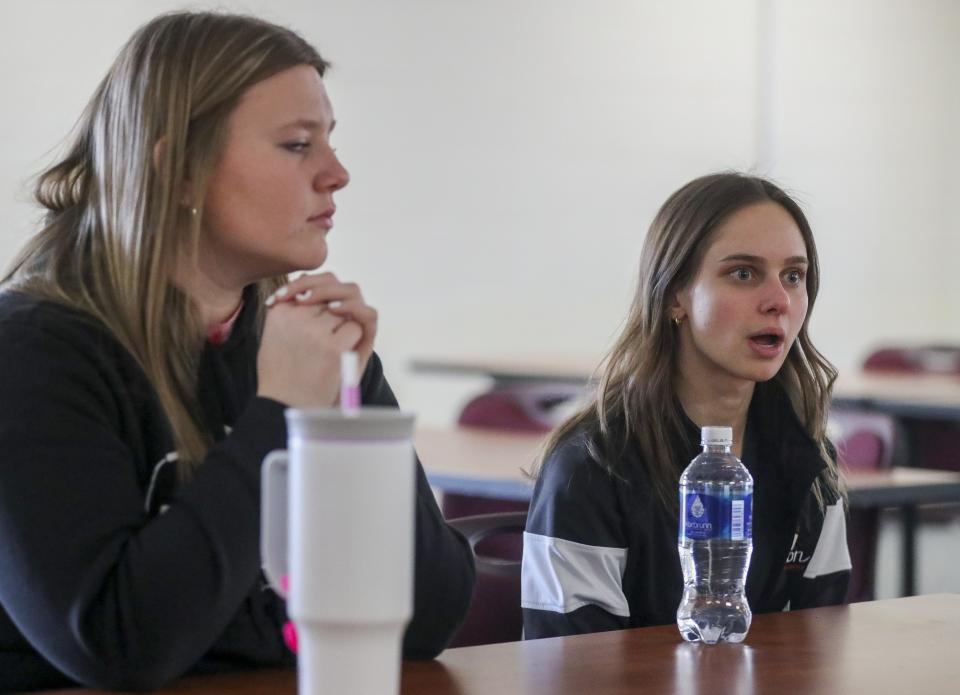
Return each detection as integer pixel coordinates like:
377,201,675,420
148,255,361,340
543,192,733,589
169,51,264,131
359,352,475,658
521,437,631,639
0,320,288,691
787,487,852,610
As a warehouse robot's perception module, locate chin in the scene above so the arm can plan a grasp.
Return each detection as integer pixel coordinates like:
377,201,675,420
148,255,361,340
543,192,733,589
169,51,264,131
747,364,786,383
284,249,328,273
302,247,328,270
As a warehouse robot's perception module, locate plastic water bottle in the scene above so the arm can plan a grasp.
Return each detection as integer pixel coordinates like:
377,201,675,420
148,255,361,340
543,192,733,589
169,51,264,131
676,426,753,644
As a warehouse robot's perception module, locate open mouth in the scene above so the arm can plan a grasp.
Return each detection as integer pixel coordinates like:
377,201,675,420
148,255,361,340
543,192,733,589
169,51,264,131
750,333,782,347
747,329,786,357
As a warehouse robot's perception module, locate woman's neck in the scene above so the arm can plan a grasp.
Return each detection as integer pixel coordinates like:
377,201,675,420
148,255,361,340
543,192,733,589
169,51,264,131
674,370,754,458
175,262,245,330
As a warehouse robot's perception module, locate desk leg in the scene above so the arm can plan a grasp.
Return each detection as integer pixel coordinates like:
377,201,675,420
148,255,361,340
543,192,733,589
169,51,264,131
901,504,918,597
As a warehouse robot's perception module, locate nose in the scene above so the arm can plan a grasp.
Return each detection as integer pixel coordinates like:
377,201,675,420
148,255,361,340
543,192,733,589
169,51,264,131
314,146,350,193
759,277,790,315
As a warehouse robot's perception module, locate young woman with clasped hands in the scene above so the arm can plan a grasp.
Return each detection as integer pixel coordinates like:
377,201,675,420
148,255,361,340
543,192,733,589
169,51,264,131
0,12,473,691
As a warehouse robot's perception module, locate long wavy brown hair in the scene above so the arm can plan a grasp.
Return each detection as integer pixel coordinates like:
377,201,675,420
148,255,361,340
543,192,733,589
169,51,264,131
537,173,841,513
3,12,328,471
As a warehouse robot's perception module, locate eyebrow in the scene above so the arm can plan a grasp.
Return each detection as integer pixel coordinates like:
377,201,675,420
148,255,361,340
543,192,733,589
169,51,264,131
718,253,808,265
277,118,337,133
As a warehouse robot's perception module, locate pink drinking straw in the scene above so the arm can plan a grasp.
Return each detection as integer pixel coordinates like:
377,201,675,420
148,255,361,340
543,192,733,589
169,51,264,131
340,351,361,414
279,576,299,653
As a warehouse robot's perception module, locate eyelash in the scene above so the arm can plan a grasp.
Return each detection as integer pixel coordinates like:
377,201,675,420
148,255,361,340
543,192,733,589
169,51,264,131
281,141,338,155
282,141,310,153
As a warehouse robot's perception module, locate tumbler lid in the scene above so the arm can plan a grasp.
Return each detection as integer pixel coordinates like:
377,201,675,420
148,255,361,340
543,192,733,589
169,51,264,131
285,407,415,440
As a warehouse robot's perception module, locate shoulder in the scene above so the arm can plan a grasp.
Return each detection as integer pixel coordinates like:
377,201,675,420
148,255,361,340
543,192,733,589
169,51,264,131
537,419,648,494
528,428,631,544
0,291,137,404
0,290,112,346
537,431,602,488
0,292,114,369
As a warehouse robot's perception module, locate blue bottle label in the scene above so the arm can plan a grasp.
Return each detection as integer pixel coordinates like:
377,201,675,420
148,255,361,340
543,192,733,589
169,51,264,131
680,490,753,541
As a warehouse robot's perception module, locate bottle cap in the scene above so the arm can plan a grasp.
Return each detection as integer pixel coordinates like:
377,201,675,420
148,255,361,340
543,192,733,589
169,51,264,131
701,426,732,446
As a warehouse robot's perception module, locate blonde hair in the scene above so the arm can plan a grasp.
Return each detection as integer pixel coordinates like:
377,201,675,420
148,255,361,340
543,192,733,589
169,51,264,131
537,173,842,513
4,12,329,470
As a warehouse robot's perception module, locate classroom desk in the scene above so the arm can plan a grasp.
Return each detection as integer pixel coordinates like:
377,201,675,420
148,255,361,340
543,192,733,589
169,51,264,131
829,372,960,594
415,425,960,597
416,425,960,506
410,354,601,386
40,594,960,695
412,354,960,413
832,371,960,421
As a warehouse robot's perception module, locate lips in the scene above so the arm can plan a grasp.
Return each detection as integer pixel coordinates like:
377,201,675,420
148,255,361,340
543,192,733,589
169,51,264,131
747,328,785,358
307,206,335,230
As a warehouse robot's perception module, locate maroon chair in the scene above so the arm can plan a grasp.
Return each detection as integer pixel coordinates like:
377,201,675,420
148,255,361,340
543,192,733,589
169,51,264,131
441,387,580,645
830,409,895,602
456,384,584,434
863,345,960,472
442,385,581,552
446,511,527,647
863,345,960,375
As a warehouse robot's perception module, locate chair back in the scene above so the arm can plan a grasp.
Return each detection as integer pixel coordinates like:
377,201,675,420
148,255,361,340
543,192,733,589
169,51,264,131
830,409,896,471
863,345,960,375
457,384,585,433
829,408,894,602
446,511,527,647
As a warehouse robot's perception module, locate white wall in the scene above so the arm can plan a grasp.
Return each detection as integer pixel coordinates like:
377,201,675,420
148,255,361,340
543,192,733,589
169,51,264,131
770,0,960,372
1,1,957,424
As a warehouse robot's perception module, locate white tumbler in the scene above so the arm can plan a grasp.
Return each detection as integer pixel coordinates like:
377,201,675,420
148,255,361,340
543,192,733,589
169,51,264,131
261,407,416,695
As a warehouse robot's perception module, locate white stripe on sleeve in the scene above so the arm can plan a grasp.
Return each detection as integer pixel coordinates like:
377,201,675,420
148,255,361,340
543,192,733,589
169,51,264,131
521,531,630,616
803,500,852,579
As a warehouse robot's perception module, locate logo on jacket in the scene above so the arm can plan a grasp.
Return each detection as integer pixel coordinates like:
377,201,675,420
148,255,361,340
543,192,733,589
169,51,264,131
145,452,179,516
784,532,811,568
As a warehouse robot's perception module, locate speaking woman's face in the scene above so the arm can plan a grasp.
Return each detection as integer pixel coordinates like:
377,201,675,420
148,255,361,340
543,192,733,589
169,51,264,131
199,64,349,288
673,201,810,387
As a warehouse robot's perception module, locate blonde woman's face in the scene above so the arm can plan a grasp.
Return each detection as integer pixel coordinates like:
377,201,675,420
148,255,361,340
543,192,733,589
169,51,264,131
200,64,349,286
674,201,810,385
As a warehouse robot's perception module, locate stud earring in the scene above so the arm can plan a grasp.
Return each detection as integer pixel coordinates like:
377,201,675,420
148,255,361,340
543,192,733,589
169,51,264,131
190,207,198,217
672,315,683,327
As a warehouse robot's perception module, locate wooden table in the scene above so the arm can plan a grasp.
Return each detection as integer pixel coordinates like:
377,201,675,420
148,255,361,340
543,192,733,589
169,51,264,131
832,371,960,421
40,594,960,694
410,354,602,386
415,425,960,597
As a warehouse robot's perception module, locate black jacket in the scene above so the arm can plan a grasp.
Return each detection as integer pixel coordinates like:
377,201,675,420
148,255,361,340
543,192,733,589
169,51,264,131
0,290,474,691
522,384,850,639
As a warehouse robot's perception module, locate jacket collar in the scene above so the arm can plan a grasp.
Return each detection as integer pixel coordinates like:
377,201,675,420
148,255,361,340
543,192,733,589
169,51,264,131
677,380,827,515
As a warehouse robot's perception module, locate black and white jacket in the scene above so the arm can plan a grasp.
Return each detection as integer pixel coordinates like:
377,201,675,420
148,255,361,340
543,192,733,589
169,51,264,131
0,289,474,692
522,383,850,639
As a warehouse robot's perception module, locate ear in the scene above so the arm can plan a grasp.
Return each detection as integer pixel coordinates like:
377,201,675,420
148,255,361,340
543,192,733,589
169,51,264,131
152,136,194,208
668,287,688,323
